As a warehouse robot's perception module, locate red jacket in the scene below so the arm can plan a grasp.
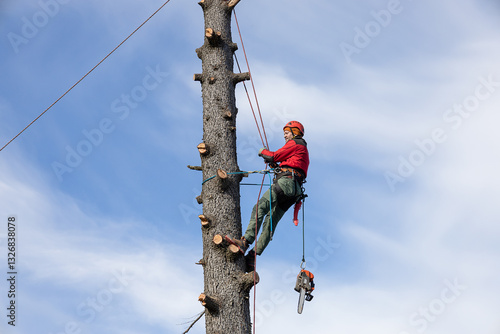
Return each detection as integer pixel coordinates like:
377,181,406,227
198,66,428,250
260,138,309,177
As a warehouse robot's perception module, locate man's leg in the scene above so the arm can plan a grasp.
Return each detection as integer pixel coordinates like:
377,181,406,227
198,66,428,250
255,204,286,255
243,188,272,244
254,178,302,255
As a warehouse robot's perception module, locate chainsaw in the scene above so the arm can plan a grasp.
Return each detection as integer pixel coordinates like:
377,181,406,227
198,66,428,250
294,269,315,314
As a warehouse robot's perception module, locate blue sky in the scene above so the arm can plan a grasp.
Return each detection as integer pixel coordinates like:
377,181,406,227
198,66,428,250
1,0,500,333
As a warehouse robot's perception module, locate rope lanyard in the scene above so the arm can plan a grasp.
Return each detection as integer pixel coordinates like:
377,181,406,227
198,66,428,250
201,170,270,185
301,196,306,269
268,171,274,240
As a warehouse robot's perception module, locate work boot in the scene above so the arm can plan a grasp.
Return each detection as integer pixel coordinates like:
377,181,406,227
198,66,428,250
245,249,256,272
231,236,248,253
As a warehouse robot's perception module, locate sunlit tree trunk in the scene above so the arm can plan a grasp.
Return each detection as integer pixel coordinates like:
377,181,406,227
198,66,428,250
194,0,254,333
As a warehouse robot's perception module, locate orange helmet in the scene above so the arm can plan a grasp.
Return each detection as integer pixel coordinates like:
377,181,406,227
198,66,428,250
283,121,304,136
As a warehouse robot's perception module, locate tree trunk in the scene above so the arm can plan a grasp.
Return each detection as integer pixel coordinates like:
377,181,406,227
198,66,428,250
194,0,252,333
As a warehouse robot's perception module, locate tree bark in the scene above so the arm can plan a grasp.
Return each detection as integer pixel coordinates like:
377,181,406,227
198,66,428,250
195,0,252,333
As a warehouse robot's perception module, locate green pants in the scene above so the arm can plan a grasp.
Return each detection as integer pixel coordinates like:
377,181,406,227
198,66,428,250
243,177,303,255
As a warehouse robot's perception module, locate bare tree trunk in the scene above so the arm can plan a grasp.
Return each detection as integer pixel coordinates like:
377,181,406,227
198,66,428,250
194,0,252,333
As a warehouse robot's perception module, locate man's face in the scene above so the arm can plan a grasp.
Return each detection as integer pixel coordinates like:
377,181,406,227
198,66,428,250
284,130,293,142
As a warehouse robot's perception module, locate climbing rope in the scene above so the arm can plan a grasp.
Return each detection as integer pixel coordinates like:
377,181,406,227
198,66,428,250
234,54,266,149
231,9,269,334
267,171,275,240
233,9,268,149
300,196,307,269
201,170,270,185
0,0,173,153
253,172,265,334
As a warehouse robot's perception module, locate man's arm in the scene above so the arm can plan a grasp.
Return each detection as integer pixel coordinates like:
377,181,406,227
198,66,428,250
259,140,296,164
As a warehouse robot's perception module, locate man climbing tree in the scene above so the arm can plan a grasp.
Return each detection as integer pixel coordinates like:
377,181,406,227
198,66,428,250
193,0,312,331
229,121,309,271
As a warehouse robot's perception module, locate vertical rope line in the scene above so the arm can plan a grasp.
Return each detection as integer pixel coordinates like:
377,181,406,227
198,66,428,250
268,172,273,239
252,173,266,334
302,197,306,264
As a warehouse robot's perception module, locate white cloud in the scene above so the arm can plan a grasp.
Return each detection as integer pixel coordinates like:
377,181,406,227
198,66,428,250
0,157,204,334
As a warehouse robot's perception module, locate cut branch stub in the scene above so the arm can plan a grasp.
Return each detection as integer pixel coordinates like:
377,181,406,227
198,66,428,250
187,165,203,171
197,142,210,155
196,194,203,204
223,109,232,119
194,73,203,82
227,244,240,254
230,42,238,53
199,214,211,227
217,168,229,190
198,293,219,313
205,28,222,46
195,47,203,59
227,0,241,9
213,234,241,255
217,169,228,180
232,72,250,85
240,271,259,293
205,27,215,38
213,234,225,246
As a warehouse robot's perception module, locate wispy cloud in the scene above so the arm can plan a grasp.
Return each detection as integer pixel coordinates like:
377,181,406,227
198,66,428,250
0,158,203,333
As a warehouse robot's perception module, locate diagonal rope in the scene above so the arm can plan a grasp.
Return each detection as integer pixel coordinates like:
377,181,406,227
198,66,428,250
232,9,276,334
0,0,173,153
232,10,271,334
234,54,266,148
233,9,269,149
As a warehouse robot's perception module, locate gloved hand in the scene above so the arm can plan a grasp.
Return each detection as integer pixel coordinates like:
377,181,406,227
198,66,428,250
258,147,267,157
269,162,278,168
